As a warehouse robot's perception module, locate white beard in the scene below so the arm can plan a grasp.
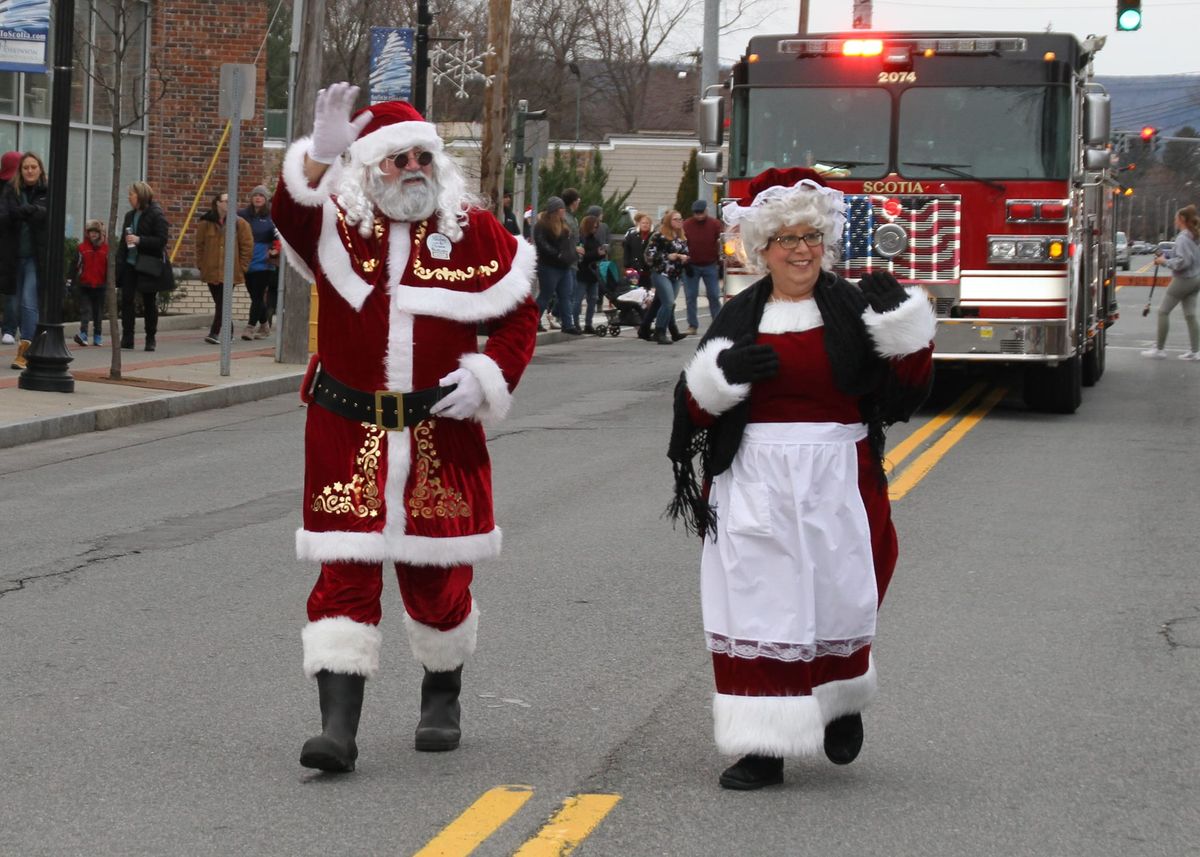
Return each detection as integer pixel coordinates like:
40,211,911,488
365,169,438,223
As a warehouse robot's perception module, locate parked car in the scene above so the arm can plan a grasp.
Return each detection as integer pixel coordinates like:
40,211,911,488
1131,240,1153,255
1115,231,1130,270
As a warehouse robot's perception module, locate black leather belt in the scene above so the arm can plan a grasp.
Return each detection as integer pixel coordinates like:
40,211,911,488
310,369,456,431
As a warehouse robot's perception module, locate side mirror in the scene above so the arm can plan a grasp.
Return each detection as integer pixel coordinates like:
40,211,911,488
1083,148,1110,171
697,150,723,174
1083,91,1110,147
698,96,724,148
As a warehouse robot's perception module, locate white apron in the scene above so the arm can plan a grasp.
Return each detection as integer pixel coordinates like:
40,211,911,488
700,421,877,662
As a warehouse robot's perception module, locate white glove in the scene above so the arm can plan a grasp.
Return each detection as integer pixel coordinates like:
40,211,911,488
310,83,373,165
430,368,485,421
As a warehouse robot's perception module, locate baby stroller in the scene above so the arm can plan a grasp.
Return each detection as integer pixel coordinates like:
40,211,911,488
595,264,648,337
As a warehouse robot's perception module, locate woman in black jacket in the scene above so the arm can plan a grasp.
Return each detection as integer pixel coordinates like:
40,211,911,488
532,196,580,334
118,181,171,351
5,152,49,370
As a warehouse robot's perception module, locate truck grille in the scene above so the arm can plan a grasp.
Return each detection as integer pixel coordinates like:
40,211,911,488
837,195,961,284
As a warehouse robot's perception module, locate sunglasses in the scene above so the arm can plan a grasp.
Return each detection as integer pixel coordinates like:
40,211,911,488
769,232,823,250
386,149,434,169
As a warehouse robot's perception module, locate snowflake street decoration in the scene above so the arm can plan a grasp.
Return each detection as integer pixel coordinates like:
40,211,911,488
430,34,496,99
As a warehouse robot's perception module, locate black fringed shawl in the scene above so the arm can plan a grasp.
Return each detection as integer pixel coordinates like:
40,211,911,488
666,271,932,537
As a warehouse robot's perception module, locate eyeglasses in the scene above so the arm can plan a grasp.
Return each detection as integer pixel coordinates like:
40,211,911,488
769,232,823,250
386,149,434,170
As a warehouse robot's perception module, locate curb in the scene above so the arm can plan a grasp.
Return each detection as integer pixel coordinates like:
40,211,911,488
0,371,304,451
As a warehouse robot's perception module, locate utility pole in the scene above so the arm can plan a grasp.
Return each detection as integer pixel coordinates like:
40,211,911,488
697,0,719,209
278,0,325,364
798,0,809,34
480,0,512,213
852,1,873,29
414,0,432,115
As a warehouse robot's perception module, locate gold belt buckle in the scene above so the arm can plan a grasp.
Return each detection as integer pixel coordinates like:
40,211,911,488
374,390,404,430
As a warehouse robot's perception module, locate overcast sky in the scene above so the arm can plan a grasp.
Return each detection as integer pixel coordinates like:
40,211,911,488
684,0,1200,76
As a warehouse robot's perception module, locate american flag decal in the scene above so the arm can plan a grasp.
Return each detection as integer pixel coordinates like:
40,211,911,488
838,195,961,283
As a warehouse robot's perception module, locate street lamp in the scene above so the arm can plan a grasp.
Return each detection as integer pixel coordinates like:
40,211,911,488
567,61,581,142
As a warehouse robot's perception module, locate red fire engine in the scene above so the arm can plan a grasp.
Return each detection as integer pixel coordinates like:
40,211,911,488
698,31,1119,413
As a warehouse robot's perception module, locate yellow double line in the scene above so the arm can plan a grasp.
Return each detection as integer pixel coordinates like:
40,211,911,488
414,785,621,856
885,382,1006,500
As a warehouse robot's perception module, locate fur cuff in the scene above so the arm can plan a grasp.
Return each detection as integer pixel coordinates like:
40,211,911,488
812,656,877,721
302,617,382,679
282,137,344,208
684,337,750,416
862,287,937,358
403,602,480,671
459,352,512,424
713,693,825,757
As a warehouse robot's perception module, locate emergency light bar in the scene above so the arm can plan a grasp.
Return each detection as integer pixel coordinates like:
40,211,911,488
778,37,1027,57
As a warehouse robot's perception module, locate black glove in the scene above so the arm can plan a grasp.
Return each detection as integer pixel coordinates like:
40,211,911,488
716,335,779,384
18,203,37,218
858,272,908,313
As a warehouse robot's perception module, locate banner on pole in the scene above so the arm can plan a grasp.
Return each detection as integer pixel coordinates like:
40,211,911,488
0,0,50,73
369,27,414,105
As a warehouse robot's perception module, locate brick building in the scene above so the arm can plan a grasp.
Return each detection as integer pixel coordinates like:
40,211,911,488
0,1,270,266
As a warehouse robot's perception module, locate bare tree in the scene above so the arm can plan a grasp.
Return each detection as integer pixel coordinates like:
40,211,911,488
75,0,171,379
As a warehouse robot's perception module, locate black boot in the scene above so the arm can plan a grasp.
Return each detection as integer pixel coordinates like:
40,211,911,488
655,328,672,345
823,713,863,765
144,335,156,352
300,670,365,772
120,335,134,350
669,322,687,342
719,754,784,790
415,666,462,752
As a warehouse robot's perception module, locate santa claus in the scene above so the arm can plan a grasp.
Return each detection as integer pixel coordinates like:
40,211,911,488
273,83,538,773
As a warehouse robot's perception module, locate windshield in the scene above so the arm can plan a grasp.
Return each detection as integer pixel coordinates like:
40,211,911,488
738,87,891,178
897,87,1070,180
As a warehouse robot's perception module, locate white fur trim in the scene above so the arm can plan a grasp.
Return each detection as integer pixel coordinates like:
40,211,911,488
862,287,937,358
316,201,375,310
459,352,512,424
383,429,411,541
302,616,382,679
713,693,826,757
349,122,443,169
384,224,415,392
279,236,315,283
390,233,536,322
759,299,822,334
295,526,503,566
403,602,480,671
282,137,344,208
684,336,750,416
812,656,878,721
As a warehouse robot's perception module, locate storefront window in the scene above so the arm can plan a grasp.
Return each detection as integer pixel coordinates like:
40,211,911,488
66,129,88,238
22,124,50,161
0,121,17,154
22,72,51,120
0,72,16,115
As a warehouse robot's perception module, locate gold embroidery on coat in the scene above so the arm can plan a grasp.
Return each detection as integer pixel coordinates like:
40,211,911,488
333,203,383,277
311,424,383,518
411,221,499,282
407,420,472,519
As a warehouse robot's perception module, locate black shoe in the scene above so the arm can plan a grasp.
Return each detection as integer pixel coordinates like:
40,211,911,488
583,325,595,334
300,670,365,772
415,666,462,752
823,713,863,765
670,325,687,342
144,336,156,352
719,754,784,790
655,329,672,345
637,327,653,341
563,327,583,336
120,338,134,350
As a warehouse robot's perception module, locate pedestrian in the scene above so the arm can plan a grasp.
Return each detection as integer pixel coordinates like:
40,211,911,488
194,192,253,344
273,82,539,774
644,209,690,345
0,150,24,346
533,196,578,333
6,152,49,370
1141,204,1200,361
118,181,172,352
682,199,724,334
585,204,610,245
500,190,520,236
666,167,936,790
72,220,109,347
577,213,606,334
562,188,583,330
624,212,655,335
239,185,278,340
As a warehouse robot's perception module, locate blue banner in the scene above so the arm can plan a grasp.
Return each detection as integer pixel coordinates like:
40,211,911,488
368,27,414,105
0,0,50,73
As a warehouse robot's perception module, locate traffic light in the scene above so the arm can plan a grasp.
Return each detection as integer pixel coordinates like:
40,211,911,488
1139,125,1159,153
1116,0,1142,31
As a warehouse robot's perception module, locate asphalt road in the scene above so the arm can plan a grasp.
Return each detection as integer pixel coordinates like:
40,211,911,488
1,296,1197,857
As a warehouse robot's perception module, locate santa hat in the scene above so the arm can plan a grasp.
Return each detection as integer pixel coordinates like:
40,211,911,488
346,100,443,168
722,166,845,231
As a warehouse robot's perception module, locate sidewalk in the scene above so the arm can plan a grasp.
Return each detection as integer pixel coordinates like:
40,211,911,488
0,314,577,450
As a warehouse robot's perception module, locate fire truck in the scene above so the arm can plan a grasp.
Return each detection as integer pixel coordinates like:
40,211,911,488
698,31,1119,413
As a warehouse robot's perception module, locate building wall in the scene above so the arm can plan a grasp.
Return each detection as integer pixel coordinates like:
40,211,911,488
148,0,270,269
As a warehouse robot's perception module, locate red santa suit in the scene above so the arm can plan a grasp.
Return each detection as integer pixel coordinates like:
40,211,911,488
273,106,538,681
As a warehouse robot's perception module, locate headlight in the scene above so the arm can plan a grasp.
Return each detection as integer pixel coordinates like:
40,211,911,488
988,235,1065,264
989,239,1017,260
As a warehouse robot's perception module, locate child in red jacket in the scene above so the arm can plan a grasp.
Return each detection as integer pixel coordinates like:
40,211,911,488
74,219,109,346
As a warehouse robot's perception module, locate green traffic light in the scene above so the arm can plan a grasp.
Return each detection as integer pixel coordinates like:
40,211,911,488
1117,9,1142,30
